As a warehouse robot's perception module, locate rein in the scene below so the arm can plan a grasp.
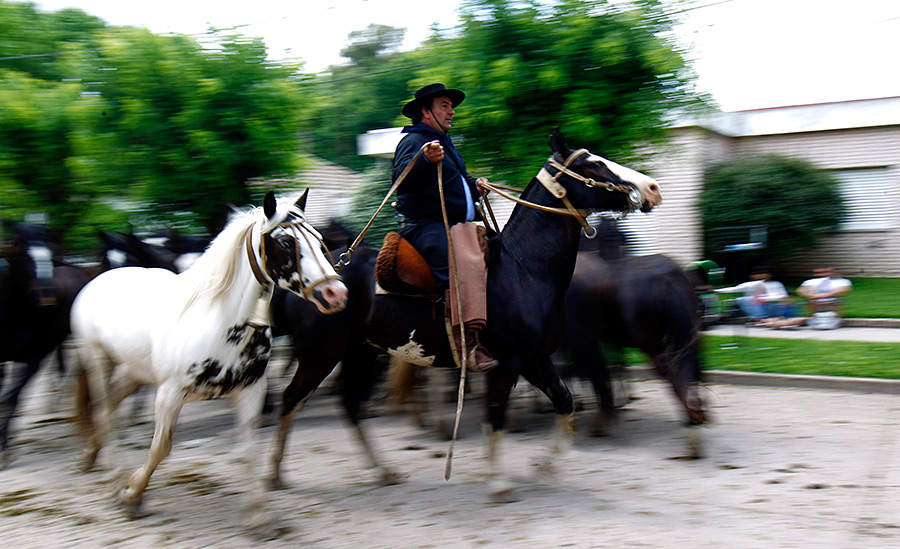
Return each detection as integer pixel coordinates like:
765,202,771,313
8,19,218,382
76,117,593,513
334,143,428,272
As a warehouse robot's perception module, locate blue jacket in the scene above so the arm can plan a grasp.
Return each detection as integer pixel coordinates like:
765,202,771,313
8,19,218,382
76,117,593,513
392,123,481,224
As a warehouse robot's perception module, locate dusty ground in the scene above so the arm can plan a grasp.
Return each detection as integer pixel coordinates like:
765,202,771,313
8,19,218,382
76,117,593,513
1,363,898,549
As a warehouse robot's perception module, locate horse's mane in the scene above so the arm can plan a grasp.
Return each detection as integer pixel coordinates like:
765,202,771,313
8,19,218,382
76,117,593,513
183,198,301,309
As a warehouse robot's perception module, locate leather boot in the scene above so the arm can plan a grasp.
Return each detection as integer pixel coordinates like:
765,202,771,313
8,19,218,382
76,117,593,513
454,329,499,373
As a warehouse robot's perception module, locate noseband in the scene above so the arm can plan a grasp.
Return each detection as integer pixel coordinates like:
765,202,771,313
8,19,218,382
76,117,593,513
244,218,342,300
536,148,645,208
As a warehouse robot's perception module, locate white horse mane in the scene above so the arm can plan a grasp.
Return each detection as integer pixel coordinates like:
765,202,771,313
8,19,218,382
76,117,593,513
183,198,303,310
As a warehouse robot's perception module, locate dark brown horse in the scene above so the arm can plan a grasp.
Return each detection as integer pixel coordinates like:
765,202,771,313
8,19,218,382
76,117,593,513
0,223,92,468
269,129,662,501
560,249,706,455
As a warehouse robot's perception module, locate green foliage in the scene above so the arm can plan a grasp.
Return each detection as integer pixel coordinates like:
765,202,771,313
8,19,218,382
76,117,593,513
302,25,417,172
1,0,707,256
409,0,708,185
700,155,845,261
81,29,305,233
0,71,97,233
0,1,105,81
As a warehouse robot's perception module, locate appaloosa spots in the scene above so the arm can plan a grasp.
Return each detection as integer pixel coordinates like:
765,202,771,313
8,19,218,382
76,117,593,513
187,326,272,397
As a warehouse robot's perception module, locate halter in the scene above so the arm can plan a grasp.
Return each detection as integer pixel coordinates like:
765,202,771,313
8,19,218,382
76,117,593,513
243,216,342,301
479,148,645,238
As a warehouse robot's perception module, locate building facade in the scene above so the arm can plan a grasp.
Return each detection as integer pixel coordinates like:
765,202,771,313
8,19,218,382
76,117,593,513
643,96,900,277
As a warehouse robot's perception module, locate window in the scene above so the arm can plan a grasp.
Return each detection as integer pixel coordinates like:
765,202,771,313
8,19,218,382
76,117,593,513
831,167,895,231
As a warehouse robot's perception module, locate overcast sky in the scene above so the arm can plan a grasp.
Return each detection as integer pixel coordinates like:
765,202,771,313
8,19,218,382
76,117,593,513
27,0,900,111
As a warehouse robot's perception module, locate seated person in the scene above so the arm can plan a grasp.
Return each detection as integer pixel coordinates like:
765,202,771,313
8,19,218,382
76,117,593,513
714,267,795,325
797,266,853,315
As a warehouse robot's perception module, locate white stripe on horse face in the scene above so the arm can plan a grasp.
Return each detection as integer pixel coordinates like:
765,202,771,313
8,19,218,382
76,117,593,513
293,223,336,288
587,153,661,208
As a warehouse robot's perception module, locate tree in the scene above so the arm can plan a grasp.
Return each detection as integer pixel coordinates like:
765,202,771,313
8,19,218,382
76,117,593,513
699,155,845,263
402,0,709,185
73,28,307,234
302,25,416,172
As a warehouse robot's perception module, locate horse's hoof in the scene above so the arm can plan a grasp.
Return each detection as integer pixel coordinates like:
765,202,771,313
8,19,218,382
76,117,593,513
267,475,289,491
118,488,145,517
0,449,13,471
489,480,519,504
379,469,407,486
682,427,704,460
79,451,99,473
246,516,280,541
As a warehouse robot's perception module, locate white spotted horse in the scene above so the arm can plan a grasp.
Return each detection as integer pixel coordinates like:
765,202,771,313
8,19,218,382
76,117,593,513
268,129,662,502
70,191,347,532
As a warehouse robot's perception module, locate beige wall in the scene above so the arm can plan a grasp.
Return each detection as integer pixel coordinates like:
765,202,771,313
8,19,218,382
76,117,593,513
645,125,900,277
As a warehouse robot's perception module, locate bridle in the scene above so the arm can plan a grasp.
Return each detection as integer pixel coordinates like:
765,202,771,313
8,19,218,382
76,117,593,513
243,216,342,301
479,148,645,237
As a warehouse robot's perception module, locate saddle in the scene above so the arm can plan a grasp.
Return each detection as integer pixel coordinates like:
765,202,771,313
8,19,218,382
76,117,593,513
375,232,439,296
375,228,491,297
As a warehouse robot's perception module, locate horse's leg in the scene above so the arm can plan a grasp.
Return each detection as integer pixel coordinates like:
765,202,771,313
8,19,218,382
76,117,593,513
655,346,706,459
340,345,404,485
0,358,43,468
519,357,576,478
483,362,523,503
77,343,119,472
568,338,616,437
268,356,341,490
119,381,183,514
233,379,271,537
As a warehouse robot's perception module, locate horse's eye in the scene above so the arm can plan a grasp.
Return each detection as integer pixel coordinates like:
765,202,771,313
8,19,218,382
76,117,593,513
279,239,293,251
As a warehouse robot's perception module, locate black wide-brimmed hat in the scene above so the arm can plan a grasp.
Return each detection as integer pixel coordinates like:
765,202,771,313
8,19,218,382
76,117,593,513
402,83,465,118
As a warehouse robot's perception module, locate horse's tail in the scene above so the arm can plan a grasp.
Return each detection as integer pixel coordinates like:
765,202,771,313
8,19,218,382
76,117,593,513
386,356,417,409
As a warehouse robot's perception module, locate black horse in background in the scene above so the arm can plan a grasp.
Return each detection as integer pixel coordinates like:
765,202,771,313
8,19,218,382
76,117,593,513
267,129,662,501
559,233,706,455
0,223,92,467
98,230,180,273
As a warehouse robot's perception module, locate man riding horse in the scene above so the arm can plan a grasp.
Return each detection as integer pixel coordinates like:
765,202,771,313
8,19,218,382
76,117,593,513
392,83,498,373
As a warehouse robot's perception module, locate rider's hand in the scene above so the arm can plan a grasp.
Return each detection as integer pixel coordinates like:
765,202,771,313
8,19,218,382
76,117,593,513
476,177,490,195
424,141,444,163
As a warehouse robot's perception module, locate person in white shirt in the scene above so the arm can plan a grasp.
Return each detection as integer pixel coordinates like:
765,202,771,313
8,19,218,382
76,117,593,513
714,267,794,324
798,266,853,315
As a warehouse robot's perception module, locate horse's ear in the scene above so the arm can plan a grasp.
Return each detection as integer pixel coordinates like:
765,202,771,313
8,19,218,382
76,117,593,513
295,188,309,212
263,191,277,219
549,127,571,158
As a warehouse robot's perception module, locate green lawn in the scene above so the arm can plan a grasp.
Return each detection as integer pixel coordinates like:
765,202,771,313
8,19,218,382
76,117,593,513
622,336,900,379
699,336,900,379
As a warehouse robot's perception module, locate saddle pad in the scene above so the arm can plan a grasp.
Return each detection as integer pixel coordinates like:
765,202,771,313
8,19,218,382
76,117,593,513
375,232,439,295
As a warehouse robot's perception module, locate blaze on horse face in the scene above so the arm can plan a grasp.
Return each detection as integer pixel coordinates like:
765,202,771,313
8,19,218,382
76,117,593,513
548,128,662,213
261,191,348,314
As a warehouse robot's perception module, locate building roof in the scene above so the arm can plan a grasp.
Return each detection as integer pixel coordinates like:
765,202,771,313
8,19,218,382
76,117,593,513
677,96,900,137
253,156,368,227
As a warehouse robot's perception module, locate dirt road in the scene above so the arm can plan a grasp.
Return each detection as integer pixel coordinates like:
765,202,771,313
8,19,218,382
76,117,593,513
1,366,898,548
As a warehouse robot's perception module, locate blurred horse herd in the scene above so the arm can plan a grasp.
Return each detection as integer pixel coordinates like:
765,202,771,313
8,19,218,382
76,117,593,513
0,132,708,536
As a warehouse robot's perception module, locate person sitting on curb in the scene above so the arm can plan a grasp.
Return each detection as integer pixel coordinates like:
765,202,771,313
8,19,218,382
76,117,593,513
714,267,795,326
797,266,853,329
